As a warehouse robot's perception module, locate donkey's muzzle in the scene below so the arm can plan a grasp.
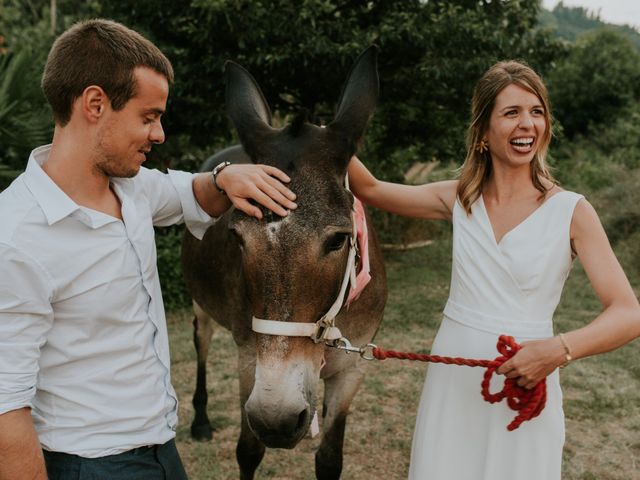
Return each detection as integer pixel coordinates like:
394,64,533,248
245,397,311,448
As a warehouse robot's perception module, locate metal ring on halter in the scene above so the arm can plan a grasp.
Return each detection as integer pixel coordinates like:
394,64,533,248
359,343,377,361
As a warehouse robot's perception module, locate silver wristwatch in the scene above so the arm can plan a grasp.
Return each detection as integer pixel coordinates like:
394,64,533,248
212,161,231,195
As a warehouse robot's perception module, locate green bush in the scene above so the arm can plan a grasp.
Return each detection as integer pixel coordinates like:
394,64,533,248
155,225,191,311
613,231,640,288
548,30,640,138
0,49,53,168
551,101,640,266
595,167,640,245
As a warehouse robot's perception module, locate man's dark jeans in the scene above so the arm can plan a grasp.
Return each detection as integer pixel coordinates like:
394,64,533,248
43,439,189,479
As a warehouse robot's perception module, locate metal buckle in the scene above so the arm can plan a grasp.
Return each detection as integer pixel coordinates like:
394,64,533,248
311,319,332,343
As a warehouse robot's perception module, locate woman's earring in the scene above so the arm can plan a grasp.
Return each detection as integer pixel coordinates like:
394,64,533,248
476,138,489,154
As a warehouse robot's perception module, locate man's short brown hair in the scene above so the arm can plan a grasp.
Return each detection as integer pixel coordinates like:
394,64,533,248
42,19,174,126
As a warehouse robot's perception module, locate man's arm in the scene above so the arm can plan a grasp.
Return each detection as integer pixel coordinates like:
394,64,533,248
0,245,54,479
192,164,297,219
0,408,47,480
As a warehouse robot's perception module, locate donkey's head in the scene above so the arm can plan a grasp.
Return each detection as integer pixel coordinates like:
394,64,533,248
226,47,378,448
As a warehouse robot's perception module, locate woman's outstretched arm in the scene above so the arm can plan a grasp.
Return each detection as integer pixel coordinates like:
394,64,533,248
348,156,458,221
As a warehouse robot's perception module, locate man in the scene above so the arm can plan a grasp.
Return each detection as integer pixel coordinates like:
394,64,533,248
0,19,296,479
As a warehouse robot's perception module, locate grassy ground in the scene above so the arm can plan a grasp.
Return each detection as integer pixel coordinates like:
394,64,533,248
168,233,640,479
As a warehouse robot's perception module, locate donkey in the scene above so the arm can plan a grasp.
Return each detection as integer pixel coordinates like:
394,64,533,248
181,47,387,480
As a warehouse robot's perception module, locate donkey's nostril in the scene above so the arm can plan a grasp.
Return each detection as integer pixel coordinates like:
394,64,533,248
296,408,309,432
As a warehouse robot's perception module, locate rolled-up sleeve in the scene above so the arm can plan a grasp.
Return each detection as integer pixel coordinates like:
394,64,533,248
137,167,215,240
0,244,54,415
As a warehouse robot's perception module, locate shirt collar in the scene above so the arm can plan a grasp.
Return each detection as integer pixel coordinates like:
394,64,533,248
23,145,81,226
22,145,123,229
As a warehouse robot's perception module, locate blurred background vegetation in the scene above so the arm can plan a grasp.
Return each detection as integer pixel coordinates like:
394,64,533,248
1,0,639,310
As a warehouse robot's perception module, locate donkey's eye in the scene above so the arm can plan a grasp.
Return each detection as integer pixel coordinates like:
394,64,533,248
325,232,349,253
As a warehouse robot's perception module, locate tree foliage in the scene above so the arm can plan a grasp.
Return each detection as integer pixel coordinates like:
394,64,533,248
547,30,640,138
98,0,564,176
0,0,101,168
0,50,52,165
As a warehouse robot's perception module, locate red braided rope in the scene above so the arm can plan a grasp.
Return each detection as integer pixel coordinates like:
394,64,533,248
372,334,546,431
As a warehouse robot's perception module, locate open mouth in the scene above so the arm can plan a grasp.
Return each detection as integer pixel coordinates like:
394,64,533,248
510,137,534,153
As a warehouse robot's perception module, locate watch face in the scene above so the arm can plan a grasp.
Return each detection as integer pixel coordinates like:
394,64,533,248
214,161,230,174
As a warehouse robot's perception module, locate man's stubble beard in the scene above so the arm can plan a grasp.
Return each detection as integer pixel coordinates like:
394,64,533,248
94,154,139,179
93,123,140,179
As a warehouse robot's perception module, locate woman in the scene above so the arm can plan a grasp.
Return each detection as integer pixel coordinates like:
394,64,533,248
348,60,640,479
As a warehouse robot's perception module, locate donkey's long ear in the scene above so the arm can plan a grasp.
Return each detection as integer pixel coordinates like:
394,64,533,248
225,61,276,161
327,46,379,155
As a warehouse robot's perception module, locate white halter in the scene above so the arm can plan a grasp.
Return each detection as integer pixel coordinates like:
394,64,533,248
251,175,358,343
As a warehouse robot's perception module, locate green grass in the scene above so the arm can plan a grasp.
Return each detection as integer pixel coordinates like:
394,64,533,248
168,234,640,479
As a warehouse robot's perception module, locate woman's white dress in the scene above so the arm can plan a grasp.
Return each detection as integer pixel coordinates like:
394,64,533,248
409,191,583,480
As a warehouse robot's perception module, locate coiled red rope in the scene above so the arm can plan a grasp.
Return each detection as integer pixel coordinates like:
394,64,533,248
372,334,546,431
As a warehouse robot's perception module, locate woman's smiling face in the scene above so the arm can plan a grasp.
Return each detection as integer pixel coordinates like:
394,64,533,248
485,83,547,169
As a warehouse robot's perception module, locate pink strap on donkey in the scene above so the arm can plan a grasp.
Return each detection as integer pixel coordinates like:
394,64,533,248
346,198,371,306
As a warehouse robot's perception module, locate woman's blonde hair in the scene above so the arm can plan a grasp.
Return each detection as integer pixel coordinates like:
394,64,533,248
457,60,555,214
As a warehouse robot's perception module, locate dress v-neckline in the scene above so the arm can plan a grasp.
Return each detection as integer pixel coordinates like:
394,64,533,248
479,191,564,246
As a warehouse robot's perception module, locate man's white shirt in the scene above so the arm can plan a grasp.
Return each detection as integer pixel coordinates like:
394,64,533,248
0,144,214,457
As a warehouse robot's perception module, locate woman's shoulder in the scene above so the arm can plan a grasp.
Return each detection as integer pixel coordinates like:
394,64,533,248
551,187,599,238
569,194,604,245
547,186,584,204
